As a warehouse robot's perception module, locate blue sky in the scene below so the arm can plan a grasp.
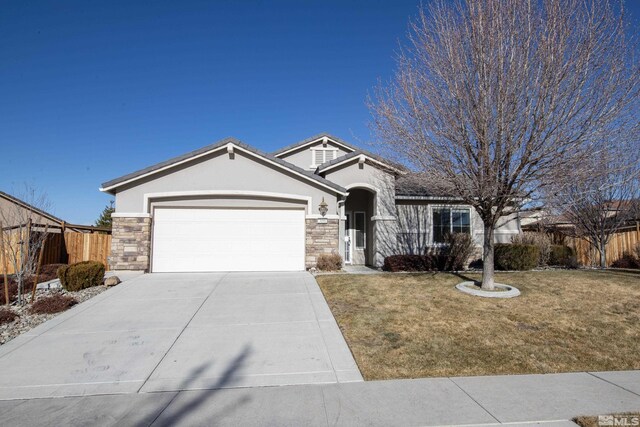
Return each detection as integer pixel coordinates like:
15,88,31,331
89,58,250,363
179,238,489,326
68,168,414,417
1,0,639,224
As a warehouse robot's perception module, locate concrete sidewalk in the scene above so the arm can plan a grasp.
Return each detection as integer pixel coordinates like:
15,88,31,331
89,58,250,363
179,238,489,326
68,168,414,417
0,370,638,426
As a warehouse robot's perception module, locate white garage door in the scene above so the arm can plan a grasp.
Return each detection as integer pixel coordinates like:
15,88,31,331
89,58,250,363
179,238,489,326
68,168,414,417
152,208,305,272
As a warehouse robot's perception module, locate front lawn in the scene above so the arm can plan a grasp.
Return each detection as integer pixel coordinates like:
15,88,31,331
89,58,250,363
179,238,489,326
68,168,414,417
316,270,640,380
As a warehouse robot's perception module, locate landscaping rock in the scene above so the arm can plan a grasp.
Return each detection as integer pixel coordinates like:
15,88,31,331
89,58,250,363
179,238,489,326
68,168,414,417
36,279,61,290
104,276,121,287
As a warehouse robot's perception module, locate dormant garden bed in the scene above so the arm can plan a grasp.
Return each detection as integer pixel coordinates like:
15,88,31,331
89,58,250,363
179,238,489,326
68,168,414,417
0,285,109,345
316,269,640,380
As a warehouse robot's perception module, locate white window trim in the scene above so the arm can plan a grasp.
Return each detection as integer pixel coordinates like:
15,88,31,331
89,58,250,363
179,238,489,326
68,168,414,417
429,205,473,246
354,211,366,249
310,146,339,168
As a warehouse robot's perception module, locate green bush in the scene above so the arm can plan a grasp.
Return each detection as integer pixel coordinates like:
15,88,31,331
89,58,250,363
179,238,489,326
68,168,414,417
494,244,539,271
58,261,105,292
549,245,575,266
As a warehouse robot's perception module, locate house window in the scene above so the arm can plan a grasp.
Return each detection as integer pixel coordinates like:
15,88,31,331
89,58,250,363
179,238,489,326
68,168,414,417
311,147,338,167
432,208,470,244
355,211,366,248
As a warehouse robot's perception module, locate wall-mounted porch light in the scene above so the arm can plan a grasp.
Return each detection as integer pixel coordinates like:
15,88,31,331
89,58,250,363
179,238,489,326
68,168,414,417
318,197,329,217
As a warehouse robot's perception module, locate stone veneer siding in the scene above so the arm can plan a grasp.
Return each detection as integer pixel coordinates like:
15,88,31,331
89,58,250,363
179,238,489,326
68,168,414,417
109,216,151,271
305,218,339,269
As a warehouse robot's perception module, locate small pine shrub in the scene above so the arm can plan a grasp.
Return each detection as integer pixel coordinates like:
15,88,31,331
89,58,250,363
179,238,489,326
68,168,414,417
316,253,343,271
549,245,576,267
30,294,78,314
58,261,105,291
494,244,539,271
0,307,18,325
512,233,551,266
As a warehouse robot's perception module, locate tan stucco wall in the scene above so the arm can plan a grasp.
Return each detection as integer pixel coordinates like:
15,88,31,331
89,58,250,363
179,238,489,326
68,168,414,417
0,197,61,228
113,150,341,216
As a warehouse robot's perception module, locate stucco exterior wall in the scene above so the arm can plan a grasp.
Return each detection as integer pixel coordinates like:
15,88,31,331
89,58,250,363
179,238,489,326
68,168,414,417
321,160,397,217
395,200,522,253
322,160,398,267
277,141,352,171
0,197,62,228
113,150,340,217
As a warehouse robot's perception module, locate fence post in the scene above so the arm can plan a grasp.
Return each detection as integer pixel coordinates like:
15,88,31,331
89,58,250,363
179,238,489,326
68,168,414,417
0,221,9,306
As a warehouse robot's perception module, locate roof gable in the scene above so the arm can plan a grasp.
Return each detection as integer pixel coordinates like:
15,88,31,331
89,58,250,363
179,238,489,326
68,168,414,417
318,150,407,175
273,133,357,157
100,138,347,195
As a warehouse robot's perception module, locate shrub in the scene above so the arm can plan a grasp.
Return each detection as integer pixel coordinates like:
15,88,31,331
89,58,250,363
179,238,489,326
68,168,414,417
58,261,105,292
549,245,575,267
35,263,67,283
512,232,551,266
611,253,640,269
383,254,439,272
435,233,476,271
316,253,343,271
0,307,18,325
0,277,35,304
494,244,539,271
30,294,78,314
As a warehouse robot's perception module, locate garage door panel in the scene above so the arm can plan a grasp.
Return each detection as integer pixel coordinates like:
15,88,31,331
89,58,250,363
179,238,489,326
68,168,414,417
152,208,305,272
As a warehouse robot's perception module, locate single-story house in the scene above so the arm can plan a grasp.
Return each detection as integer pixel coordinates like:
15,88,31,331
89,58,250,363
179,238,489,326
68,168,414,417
100,133,520,272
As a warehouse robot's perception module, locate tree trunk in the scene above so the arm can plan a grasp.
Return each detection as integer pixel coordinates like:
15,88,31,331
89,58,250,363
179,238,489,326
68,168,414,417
482,223,495,290
599,242,606,269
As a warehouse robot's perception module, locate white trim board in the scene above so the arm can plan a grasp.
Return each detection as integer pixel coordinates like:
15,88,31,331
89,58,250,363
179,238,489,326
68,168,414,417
141,191,314,215
320,154,405,175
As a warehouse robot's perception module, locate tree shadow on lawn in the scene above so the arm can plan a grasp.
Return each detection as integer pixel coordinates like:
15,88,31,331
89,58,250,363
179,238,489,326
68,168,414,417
143,344,253,427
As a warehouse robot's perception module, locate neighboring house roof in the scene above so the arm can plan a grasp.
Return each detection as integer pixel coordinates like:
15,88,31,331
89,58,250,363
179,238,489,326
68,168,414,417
394,174,460,199
317,149,407,175
272,133,357,157
100,137,348,195
0,190,65,225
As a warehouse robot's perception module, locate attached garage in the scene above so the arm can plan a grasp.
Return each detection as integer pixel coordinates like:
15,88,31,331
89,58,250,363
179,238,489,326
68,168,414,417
151,207,306,272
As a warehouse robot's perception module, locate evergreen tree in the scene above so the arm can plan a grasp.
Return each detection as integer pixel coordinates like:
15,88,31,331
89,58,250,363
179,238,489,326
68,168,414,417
95,201,115,229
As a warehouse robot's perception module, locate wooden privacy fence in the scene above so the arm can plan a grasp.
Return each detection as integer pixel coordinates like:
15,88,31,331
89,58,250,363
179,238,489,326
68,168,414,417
553,224,640,267
1,228,111,275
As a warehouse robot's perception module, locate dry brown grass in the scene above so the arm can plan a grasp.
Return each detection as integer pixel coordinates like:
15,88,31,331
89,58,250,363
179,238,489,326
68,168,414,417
316,270,640,380
573,413,640,427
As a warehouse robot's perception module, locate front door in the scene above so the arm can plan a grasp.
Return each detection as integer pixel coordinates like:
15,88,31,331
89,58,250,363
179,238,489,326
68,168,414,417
344,213,352,264
346,211,367,265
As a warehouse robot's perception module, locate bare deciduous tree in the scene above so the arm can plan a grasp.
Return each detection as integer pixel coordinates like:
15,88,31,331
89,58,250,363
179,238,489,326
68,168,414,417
369,0,639,289
548,140,640,268
0,187,52,305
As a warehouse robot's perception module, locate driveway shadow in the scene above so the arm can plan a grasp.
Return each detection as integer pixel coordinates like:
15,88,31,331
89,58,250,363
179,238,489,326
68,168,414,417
141,345,252,426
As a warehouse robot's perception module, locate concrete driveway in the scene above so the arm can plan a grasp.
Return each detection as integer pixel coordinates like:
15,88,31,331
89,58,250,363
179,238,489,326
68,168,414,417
0,272,362,400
